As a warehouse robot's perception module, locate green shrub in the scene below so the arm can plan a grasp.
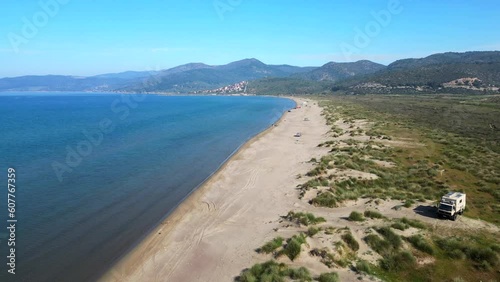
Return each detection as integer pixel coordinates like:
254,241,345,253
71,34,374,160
355,260,373,274
376,227,402,249
324,227,335,235
320,178,329,186
312,192,337,208
238,260,312,282
364,210,384,219
285,240,302,261
306,167,322,177
490,244,500,253
391,222,408,231
302,179,321,189
403,199,414,208
284,211,326,226
348,211,364,222
477,260,493,271
435,237,460,250
341,232,360,251
282,234,307,261
239,271,257,282
283,267,312,281
464,246,498,266
317,272,340,282
407,235,434,255
449,249,466,259
309,248,335,268
307,227,320,237
380,251,416,271
434,237,498,266
400,217,426,229
364,234,392,255
238,260,286,282
259,237,284,254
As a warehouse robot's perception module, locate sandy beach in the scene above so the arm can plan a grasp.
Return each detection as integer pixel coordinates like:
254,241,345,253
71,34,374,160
100,98,330,282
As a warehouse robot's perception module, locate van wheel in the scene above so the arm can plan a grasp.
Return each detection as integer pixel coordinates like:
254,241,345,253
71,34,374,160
452,214,457,221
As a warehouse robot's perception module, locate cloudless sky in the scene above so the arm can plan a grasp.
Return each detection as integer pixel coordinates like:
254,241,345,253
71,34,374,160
1,0,499,77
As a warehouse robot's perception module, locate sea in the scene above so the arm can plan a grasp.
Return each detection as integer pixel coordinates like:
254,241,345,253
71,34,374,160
0,92,295,282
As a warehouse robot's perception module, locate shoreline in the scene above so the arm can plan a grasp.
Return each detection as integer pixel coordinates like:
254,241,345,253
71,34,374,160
100,97,329,282
97,97,296,278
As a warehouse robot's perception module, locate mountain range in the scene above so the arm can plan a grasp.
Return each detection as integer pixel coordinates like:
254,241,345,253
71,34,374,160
1,51,499,94
332,51,500,94
248,51,500,95
0,59,316,92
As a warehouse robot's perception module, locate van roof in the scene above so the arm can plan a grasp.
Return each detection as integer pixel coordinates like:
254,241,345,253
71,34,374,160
443,192,465,200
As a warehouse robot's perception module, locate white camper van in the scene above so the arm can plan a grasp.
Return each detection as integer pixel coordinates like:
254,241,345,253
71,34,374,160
437,192,466,220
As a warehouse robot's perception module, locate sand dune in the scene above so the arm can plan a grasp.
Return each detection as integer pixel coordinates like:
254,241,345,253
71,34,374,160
100,98,331,282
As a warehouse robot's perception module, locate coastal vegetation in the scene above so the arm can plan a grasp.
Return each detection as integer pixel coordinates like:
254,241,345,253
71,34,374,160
238,94,499,282
258,237,284,254
406,234,434,255
281,234,308,261
237,260,313,282
363,210,385,219
301,94,499,223
283,211,326,226
392,217,427,230
347,211,364,222
340,232,359,251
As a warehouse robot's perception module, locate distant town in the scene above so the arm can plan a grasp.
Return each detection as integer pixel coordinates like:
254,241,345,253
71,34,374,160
195,81,248,94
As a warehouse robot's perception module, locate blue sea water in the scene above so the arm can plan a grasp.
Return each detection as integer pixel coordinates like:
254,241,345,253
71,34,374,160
0,92,294,282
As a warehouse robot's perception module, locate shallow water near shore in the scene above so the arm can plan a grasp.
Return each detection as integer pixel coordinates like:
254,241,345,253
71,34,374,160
0,93,294,282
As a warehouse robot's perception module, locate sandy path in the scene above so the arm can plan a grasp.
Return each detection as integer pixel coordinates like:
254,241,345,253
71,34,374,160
100,98,330,282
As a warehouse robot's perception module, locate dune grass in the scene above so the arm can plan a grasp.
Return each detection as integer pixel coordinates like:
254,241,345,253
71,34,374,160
283,211,326,226
379,251,416,271
347,211,364,222
391,217,427,230
258,237,284,254
364,210,385,219
355,260,374,275
237,260,312,282
315,95,499,224
317,272,340,282
363,234,393,255
390,221,407,231
310,191,337,208
406,235,434,255
280,234,307,261
341,232,359,252
307,226,320,237
376,227,402,250
434,236,499,269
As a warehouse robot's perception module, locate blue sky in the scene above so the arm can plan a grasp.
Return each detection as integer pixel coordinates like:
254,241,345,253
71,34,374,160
1,0,499,77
